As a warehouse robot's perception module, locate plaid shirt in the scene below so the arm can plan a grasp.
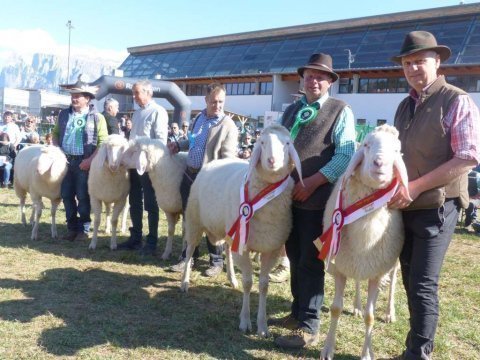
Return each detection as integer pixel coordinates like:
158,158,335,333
187,110,222,169
410,88,480,163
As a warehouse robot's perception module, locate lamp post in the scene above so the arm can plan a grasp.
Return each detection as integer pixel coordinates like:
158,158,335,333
66,20,74,83
344,49,355,69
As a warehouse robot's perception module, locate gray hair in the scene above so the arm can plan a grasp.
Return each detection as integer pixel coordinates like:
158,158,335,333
133,80,153,97
104,98,119,110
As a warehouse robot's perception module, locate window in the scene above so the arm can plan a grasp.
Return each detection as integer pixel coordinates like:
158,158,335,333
259,82,273,95
338,78,353,93
359,77,408,93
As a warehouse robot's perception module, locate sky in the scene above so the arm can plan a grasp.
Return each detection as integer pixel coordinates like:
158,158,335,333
0,0,477,66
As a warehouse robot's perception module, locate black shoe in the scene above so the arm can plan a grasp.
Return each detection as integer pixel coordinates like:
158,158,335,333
138,244,157,257
465,203,476,227
61,230,77,242
117,239,142,250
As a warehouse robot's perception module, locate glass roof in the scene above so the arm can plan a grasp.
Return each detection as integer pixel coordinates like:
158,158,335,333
119,14,480,79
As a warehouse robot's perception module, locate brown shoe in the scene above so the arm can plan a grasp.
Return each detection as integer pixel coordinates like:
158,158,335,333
75,232,89,242
267,313,299,330
274,329,319,349
62,231,77,242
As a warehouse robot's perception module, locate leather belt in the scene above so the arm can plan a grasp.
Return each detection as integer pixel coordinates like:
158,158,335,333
186,166,200,174
65,154,84,161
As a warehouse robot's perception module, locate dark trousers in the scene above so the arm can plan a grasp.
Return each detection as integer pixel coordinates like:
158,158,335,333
285,207,325,334
400,199,459,360
129,170,159,247
61,158,91,233
180,168,223,266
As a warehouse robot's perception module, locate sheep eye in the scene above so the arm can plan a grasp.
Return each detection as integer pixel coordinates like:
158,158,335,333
261,141,264,145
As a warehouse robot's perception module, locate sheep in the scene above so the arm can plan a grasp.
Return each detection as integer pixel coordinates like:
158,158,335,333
319,124,409,360
121,136,187,260
13,145,68,241
88,134,130,250
180,124,303,338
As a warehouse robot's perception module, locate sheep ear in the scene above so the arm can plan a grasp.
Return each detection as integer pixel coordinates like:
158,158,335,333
341,146,364,189
289,142,304,187
394,152,410,196
246,142,261,182
95,146,108,171
37,154,53,175
136,151,148,176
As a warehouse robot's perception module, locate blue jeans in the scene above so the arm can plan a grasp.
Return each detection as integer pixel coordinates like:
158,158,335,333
2,162,12,184
61,157,91,233
400,199,459,360
285,207,325,334
180,169,223,266
129,170,159,247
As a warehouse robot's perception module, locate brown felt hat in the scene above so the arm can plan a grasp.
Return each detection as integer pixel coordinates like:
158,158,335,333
391,31,451,64
60,74,98,100
297,53,339,82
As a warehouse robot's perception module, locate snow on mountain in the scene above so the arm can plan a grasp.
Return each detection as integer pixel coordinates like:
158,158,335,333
0,52,124,91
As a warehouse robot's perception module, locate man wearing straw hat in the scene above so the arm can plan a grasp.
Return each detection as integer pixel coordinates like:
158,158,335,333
53,75,108,242
389,31,480,359
271,53,356,349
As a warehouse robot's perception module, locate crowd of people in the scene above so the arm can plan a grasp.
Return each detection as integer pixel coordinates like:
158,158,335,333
1,31,479,359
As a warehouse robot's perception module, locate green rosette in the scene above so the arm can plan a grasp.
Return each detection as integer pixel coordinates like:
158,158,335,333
290,105,318,140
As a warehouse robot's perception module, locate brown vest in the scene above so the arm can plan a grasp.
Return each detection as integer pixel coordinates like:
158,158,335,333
394,76,469,210
282,97,346,210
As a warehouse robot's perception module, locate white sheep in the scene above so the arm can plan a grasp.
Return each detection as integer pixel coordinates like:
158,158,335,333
121,136,187,260
320,124,409,360
13,145,68,241
180,124,303,338
88,134,130,250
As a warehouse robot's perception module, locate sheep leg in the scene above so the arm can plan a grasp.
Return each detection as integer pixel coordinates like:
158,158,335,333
360,278,381,360
257,251,279,337
180,220,202,293
89,198,103,250
50,198,61,240
161,212,179,260
120,199,129,234
30,198,43,241
234,251,253,333
354,279,363,317
225,244,238,289
110,198,127,250
105,202,112,235
321,273,347,360
385,261,399,323
29,204,35,225
18,193,27,226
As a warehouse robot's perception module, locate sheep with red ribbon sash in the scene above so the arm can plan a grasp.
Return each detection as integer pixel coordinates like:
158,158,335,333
315,124,410,360
180,124,303,338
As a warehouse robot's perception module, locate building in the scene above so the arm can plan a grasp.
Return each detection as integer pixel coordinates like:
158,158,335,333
118,3,480,127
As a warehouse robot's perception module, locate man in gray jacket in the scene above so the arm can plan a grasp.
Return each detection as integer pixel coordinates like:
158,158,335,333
168,82,238,277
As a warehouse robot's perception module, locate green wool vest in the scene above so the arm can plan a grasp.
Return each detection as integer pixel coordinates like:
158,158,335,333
282,97,346,210
394,75,469,210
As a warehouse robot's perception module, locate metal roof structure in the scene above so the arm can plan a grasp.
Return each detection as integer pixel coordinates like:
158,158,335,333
120,3,480,80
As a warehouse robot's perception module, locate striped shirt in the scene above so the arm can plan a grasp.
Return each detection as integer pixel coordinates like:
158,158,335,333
298,94,356,183
410,88,480,163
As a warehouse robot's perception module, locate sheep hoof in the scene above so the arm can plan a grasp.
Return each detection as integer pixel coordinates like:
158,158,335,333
230,278,239,289
88,243,96,251
161,252,170,260
110,244,117,251
353,308,363,318
239,321,252,333
320,348,333,360
257,328,270,338
180,282,189,293
385,314,396,323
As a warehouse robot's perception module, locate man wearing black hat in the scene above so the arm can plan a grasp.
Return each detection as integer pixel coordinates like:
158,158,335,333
389,31,480,359
53,76,108,241
270,53,356,349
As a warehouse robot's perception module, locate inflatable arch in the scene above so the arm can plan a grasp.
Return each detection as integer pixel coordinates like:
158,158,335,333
90,75,191,123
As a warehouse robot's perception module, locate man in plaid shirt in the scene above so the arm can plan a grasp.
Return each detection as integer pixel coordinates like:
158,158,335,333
390,31,480,360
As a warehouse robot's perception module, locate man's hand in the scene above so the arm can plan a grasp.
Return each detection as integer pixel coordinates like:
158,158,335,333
389,181,416,209
292,172,328,202
168,141,179,154
79,157,92,171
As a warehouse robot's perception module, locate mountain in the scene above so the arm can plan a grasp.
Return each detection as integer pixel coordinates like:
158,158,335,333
0,52,123,91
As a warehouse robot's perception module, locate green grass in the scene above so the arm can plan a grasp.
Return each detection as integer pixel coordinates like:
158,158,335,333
0,189,479,359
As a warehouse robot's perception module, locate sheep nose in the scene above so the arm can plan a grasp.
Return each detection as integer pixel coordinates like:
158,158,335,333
373,158,383,167
267,157,275,166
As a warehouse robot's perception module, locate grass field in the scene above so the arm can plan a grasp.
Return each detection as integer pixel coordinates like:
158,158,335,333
0,189,479,359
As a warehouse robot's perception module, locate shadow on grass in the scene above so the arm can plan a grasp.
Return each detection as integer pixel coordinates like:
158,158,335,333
0,267,359,359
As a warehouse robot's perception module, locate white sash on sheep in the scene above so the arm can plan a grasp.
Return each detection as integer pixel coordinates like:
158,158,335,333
226,175,290,255
314,177,399,267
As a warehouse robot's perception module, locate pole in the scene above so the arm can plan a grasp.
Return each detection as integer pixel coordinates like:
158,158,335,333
66,20,74,83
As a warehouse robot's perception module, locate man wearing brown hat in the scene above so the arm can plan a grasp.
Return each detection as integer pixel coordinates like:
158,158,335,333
270,53,356,349
53,75,108,241
389,31,480,359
